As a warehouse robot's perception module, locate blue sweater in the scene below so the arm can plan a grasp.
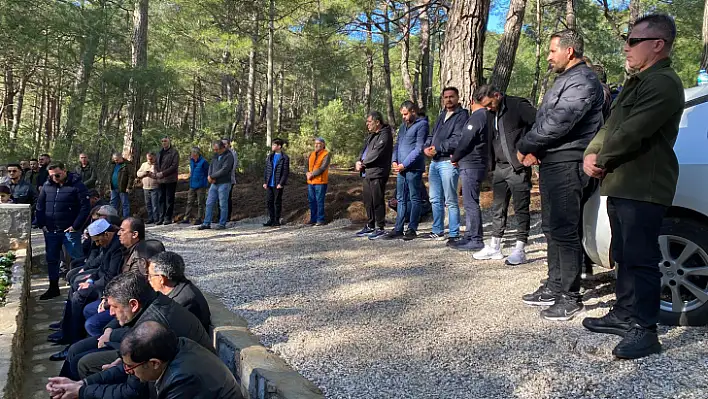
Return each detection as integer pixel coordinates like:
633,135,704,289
392,116,429,171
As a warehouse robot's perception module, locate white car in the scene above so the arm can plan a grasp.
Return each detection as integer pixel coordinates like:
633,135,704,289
582,84,708,326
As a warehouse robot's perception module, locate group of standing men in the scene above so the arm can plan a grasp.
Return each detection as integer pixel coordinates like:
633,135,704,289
356,14,684,360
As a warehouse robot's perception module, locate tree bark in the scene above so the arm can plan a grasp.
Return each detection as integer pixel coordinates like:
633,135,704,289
244,12,259,140
701,0,708,69
311,67,319,135
530,0,543,102
9,72,29,149
418,0,433,111
490,0,528,92
440,0,491,107
364,12,374,114
266,0,275,146
400,2,417,104
62,32,99,147
629,0,641,29
123,0,148,162
536,6,563,106
3,64,15,130
381,3,397,126
277,70,284,135
565,0,576,30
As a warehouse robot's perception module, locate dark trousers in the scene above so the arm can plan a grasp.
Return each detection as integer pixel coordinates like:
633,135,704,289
60,286,99,344
59,335,107,379
82,299,114,337
608,197,667,329
158,182,177,223
44,230,83,281
460,167,487,244
363,177,387,229
266,186,284,223
227,184,234,220
539,161,588,300
185,187,207,223
394,170,423,233
308,184,328,223
491,164,532,243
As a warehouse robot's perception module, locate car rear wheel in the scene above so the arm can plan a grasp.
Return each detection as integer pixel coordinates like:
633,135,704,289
659,217,708,326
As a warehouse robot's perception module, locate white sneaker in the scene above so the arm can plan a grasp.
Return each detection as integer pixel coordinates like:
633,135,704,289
505,248,528,265
473,245,504,260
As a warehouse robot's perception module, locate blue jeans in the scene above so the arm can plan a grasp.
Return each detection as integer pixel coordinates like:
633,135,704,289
203,183,231,226
308,184,328,223
110,190,130,218
394,170,423,233
460,167,487,244
83,299,114,337
44,230,83,281
143,188,159,222
428,160,461,237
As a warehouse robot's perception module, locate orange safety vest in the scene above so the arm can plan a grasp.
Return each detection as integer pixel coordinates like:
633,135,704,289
308,149,329,185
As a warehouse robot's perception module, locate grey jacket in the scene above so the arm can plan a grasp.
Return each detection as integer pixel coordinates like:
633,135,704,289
517,62,604,163
208,150,235,185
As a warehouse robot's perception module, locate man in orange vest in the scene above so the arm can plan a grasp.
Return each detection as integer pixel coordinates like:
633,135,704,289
306,138,331,226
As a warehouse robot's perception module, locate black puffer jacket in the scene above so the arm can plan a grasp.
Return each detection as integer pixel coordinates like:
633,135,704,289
35,172,91,231
81,293,215,399
87,234,124,293
263,152,290,186
360,124,394,179
517,62,604,163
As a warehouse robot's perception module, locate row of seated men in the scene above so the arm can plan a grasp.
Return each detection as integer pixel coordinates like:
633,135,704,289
44,207,244,399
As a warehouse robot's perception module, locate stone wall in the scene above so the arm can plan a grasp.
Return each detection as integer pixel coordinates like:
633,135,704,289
0,204,32,399
0,204,32,253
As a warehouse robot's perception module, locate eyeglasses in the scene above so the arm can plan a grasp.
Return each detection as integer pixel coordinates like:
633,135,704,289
624,36,665,47
123,360,147,375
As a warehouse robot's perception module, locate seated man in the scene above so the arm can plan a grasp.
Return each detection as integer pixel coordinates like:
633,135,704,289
148,251,211,330
47,322,243,399
49,219,124,361
58,271,213,385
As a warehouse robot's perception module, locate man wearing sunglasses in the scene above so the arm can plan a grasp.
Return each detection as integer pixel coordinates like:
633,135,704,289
583,14,685,360
35,162,91,300
4,163,37,207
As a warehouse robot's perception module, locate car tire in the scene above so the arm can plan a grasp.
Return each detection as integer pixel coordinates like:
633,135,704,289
658,217,708,327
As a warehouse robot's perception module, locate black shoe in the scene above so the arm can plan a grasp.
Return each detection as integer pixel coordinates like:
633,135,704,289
402,230,417,241
522,286,556,307
49,321,61,331
49,346,70,361
582,311,632,337
356,226,375,237
263,221,273,227
420,232,447,241
454,240,485,251
446,237,466,247
39,280,61,301
305,221,316,226
145,219,155,225
367,229,387,240
540,297,584,321
381,230,404,240
197,224,211,230
155,221,164,226
613,325,662,359
214,224,226,230
180,219,191,224
272,222,281,227
47,331,64,343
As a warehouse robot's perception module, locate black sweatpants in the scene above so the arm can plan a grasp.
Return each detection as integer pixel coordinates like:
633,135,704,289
266,186,284,223
363,177,387,229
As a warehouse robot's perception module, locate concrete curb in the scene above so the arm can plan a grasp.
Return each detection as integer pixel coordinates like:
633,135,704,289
0,249,31,399
207,295,324,399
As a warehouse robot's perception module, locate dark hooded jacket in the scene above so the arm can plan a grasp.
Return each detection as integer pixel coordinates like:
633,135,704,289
360,124,394,179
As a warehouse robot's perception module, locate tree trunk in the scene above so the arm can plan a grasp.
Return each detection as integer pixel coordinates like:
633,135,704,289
244,13,259,140
629,0,641,29
530,0,543,102
123,0,148,162
400,2,417,104
190,77,197,140
490,0,528,92
9,72,29,150
3,64,15,130
440,0,491,107
536,6,563,106
266,0,275,146
364,12,374,114
565,0,576,30
311,67,319,135
701,0,708,69
62,33,99,148
418,0,433,111
277,70,284,134
381,3,397,126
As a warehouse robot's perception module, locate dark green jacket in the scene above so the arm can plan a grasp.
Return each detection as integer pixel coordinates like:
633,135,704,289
585,58,685,207
110,160,135,193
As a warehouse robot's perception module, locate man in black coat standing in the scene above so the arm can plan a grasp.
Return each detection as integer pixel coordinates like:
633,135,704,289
516,30,604,321
356,111,394,239
472,85,537,266
262,138,290,227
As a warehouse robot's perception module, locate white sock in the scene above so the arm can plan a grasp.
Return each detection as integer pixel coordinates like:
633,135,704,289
515,240,526,251
490,236,501,250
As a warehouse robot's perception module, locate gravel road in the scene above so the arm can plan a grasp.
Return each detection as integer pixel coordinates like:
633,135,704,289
149,214,708,399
